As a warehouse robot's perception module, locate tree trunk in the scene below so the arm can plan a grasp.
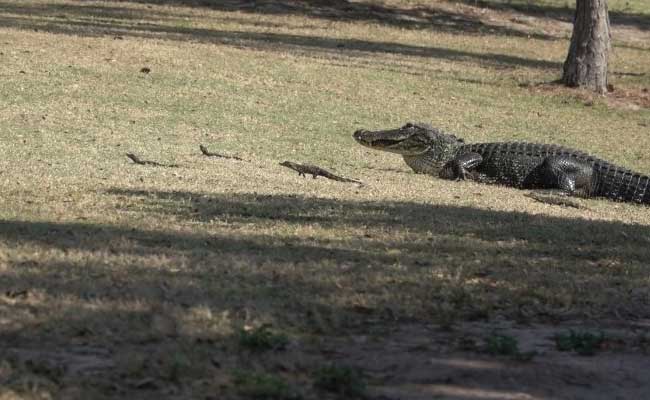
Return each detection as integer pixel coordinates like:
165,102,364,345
562,0,610,94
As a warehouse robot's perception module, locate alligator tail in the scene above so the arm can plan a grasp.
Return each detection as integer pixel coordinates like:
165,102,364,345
594,163,650,204
642,176,650,205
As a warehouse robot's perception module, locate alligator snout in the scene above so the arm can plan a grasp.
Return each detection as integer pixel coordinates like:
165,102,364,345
353,129,369,144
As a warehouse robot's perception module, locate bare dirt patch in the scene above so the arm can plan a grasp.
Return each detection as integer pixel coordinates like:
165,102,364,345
523,80,650,110
361,320,650,400
2,319,649,399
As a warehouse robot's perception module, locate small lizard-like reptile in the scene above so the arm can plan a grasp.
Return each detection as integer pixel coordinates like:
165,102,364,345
199,144,244,161
279,161,363,185
126,153,179,168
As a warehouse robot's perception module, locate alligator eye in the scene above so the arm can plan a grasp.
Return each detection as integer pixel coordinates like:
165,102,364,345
404,122,413,128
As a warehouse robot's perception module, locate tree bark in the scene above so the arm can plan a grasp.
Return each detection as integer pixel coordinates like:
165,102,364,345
562,0,611,94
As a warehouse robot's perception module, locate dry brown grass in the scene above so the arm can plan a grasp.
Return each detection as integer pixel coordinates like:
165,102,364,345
1,0,650,398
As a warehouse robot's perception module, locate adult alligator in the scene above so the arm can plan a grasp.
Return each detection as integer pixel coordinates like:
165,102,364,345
353,122,650,205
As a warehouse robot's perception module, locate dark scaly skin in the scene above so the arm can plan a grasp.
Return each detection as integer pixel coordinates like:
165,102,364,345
279,161,363,184
353,123,650,205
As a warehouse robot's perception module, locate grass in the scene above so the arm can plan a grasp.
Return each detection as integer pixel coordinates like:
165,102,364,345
485,333,520,356
485,332,537,360
0,0,649,398
313,365,367,398
238,324,290,352
232,370,300,400
555,330,607,356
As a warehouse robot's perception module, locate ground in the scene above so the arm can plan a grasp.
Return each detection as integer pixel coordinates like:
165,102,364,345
0,0,649,399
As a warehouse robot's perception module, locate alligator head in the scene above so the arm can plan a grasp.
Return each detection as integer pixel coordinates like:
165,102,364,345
354,122,464,155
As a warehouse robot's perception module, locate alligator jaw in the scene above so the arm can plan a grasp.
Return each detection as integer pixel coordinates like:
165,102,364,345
353,129,402,148
352,129,368,145
353,124,432,155
353,129,375,147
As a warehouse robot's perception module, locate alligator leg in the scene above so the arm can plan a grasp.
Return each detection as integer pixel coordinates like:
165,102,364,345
439,152,483,180
538,155,594,197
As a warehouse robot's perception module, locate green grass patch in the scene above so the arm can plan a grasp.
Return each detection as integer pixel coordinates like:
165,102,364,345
232,371,301,400
313,365,367,398
485,332,537,361
238,324,290,352
554,330,606,356
485,333,520,356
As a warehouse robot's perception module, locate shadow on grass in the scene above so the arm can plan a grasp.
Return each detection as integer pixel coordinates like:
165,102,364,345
447,0,650,31
0,1,561,70
2,190,649,323
58,0,650,32
0,0,558,39
1,190,649,397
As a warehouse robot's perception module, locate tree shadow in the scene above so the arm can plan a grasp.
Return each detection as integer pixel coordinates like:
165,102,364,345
2,190,648,317
44,0,559,39
2,190,649,397
447,0,650,31
63,0,650,33
0,2,561,71
105,188,650,260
